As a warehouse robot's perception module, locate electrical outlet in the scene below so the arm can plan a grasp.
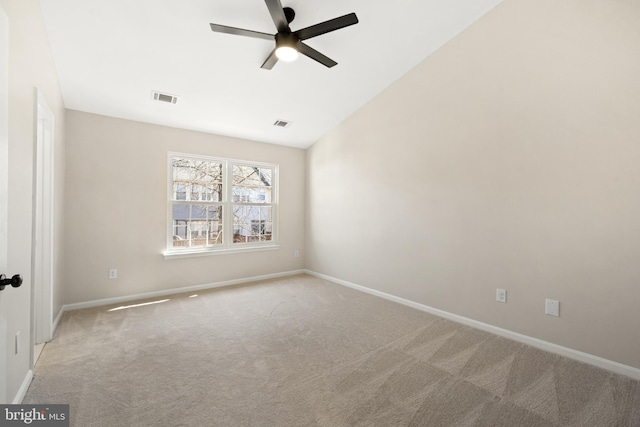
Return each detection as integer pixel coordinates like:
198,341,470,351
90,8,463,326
496,288,507,303
294,250,299,258
545,298,560,317
108,269,118,279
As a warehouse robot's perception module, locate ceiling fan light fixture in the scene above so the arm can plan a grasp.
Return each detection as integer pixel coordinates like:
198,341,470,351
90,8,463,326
275,32,299,62
275,46,298,62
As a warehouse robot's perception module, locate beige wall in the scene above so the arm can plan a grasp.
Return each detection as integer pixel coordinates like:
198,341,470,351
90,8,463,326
63,110,305,304
306,0,640,369
0,0,66,402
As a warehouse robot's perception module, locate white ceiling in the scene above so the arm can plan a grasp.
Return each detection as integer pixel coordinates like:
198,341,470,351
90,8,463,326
39,0,503,149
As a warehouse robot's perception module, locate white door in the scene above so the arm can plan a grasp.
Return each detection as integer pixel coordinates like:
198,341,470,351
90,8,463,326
1,4,11,404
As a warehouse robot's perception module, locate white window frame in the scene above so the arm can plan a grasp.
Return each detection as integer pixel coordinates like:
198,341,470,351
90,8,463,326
164,152,279,259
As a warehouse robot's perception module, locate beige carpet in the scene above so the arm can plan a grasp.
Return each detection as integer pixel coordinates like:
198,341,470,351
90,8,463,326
24,274,640,426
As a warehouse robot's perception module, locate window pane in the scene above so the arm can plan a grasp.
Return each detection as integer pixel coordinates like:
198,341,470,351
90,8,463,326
232,205,272,243
172,158,222,202
191,184,201,201
232,165,272,203
172,204,222,248
175,183,186,201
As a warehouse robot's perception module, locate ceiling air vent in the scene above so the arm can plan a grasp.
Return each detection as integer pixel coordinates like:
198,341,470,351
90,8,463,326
273,120,291,128
151,91,178,104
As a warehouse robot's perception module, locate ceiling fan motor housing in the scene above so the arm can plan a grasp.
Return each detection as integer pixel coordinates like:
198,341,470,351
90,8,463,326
276,32,298,48
283,7,295,24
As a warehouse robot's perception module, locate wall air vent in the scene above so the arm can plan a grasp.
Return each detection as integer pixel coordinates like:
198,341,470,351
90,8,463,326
273,120,291,128
151,91,179,104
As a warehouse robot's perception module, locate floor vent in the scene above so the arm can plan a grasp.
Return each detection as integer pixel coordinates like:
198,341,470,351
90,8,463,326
151,91,178,104
273,120,291,128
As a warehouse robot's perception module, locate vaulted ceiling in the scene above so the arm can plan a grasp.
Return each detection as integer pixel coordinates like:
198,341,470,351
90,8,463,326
40,0,503,148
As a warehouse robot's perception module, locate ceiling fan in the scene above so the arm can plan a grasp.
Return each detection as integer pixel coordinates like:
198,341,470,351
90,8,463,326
209,0,359,69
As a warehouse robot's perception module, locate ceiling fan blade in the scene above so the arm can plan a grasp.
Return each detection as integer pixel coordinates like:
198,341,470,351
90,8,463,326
210,23,274,40
295,13,358,41
264,0,290,32
297,42,337,68
261,48,279,70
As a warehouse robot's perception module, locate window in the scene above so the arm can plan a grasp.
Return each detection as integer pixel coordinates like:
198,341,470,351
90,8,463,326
167,153,278,256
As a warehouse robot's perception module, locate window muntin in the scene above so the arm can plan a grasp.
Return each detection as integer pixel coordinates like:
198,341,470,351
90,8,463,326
168,154,277,255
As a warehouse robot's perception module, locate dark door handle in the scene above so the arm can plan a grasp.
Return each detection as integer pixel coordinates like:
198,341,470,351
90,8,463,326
0,274,23,291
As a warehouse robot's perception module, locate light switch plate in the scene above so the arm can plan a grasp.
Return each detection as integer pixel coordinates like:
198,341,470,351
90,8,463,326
545,298,560,316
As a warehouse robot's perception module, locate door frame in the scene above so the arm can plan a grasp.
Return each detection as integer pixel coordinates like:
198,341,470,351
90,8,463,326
31,89,54,353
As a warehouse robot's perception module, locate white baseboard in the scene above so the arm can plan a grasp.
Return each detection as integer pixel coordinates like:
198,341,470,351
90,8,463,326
62,270,306,312
12,369,33,404
304,269,640,381
52,306,64,335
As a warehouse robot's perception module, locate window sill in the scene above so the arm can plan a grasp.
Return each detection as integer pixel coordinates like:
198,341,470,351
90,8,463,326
163,244,280,260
